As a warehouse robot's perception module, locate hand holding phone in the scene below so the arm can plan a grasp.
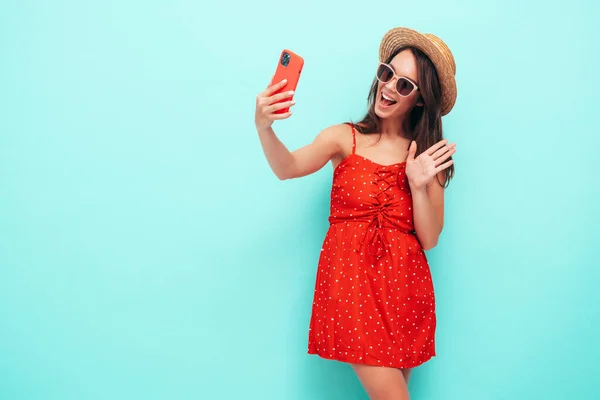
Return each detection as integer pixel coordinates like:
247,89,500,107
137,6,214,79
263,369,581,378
269,50,304,114
255,50,304,131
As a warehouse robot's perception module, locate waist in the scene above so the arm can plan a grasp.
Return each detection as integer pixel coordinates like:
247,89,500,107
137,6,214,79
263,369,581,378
329,215,415,235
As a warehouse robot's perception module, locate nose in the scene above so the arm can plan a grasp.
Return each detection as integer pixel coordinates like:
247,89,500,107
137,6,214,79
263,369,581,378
383,78,397,93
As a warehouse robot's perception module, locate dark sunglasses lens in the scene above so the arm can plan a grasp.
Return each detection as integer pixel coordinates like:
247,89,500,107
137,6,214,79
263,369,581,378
397,78,415,96
376,65,393,82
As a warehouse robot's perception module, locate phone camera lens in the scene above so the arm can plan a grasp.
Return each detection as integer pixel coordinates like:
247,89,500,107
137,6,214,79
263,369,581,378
281,52,291,67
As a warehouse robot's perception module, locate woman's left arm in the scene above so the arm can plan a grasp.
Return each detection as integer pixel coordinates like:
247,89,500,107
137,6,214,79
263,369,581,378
410,174,446,250
405,140,456,250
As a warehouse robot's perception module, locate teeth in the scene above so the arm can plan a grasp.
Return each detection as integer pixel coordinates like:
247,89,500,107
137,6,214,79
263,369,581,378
382,92,395,102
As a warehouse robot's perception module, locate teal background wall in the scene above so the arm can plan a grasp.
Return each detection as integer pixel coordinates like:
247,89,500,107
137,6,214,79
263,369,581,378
1,1,599,399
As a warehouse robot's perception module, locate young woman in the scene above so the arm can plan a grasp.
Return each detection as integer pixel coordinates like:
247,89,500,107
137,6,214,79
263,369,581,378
254,27,458,400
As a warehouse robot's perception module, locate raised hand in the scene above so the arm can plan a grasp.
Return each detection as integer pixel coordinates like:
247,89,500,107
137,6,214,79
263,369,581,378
255,79,296,131
405,139,456,189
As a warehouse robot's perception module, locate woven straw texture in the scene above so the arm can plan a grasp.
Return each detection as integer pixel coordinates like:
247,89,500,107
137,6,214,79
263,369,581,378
379,27,457,116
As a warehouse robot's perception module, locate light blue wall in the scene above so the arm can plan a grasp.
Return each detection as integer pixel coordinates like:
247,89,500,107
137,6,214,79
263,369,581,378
1,1,599,399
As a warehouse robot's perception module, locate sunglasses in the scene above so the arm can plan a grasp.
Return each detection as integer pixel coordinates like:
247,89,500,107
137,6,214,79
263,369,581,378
376,63,419,97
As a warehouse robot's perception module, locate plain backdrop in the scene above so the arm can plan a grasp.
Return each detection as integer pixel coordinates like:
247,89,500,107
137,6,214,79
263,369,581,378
1,0,599,399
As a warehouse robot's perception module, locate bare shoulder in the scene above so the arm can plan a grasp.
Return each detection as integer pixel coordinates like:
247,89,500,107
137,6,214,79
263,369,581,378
314,123,351,144
313,123,353,160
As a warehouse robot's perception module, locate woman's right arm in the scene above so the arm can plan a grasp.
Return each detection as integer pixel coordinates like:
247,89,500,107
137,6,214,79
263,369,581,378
255,79,343,180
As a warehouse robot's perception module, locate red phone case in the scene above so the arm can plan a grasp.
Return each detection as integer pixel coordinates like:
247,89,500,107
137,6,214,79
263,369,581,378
269,49,304,114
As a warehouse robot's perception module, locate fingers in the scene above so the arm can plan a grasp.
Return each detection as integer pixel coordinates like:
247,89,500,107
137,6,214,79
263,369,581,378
271,111,293,120
431,142,455,159
261,78,288,97
255,85,296,128
265,90,295,106
407,141,417,161
435,159,454,173
266,100,295,113
426,139,449,156
432,145,456,166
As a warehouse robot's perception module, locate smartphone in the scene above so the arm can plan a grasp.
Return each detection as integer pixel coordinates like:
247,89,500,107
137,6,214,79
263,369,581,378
269,49,304,114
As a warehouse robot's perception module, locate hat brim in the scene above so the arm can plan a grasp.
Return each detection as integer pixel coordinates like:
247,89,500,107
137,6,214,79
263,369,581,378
379,27,456,116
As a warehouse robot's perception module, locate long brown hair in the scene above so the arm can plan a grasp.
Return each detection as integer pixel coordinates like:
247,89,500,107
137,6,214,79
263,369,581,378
352,46,454,187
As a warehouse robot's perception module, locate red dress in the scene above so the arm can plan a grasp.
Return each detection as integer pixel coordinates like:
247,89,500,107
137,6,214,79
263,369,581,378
307,123,436,369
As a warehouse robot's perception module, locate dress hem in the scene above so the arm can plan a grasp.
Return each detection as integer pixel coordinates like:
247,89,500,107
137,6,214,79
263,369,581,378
307,347,435,370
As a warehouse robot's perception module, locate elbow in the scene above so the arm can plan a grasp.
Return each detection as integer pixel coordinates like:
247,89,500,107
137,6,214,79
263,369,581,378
276,170,293,180
418,225,443,251
275,165,297,180
420,238,439,251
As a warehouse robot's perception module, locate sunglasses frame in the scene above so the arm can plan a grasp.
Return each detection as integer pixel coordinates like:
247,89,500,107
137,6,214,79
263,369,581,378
376,63,420,97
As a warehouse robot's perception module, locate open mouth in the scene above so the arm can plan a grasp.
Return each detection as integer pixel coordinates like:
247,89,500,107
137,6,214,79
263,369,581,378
380,91,397,107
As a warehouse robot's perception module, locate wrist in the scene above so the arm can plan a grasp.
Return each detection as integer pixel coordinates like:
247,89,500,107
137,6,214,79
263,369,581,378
256,124,273,136
409,180,428,195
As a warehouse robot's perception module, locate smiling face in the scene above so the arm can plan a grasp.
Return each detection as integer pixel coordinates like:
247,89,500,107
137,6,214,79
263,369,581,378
374,49,423,120
355,46,451,183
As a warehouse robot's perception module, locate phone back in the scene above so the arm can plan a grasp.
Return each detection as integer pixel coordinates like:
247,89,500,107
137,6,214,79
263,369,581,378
270,49,304,114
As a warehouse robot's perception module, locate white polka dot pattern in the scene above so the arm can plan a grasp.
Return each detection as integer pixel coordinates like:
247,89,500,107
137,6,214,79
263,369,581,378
307,125,437,369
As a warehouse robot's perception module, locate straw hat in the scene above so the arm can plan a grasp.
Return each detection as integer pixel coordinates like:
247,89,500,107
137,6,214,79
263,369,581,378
379,27,457,116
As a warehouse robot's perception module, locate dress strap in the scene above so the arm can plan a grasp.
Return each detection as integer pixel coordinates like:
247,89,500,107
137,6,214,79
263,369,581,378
346,123,356,155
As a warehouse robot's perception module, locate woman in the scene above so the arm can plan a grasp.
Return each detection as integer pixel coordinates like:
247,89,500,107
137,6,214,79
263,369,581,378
254,27,457,400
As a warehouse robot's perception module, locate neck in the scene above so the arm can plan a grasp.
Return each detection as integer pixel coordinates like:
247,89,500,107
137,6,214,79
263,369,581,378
379,116,407,138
